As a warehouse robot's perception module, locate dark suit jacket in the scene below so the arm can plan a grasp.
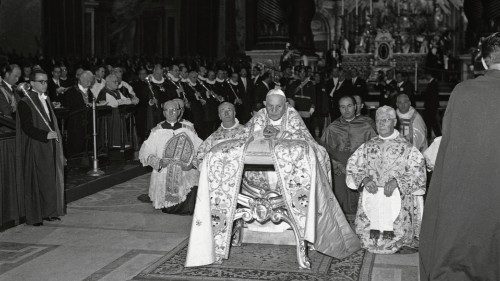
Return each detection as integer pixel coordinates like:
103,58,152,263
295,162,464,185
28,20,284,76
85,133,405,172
423,79,440,113
253,81,271,108
325,79,353,119
351,77,368,99
0,81,18,118
376,79,397,107
396,81,415,106
61,86,92,112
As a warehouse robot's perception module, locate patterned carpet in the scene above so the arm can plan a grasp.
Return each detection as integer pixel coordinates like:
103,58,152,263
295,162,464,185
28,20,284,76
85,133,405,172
133,238,374,281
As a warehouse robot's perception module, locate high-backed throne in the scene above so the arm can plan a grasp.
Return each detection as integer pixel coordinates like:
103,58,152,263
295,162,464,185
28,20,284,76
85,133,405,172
231,138,311,269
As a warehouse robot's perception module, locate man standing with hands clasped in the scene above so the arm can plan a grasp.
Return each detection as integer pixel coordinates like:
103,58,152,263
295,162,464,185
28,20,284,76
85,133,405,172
16,69,65,226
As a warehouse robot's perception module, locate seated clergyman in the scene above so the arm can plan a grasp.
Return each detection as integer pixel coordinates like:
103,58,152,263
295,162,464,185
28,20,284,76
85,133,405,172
346,105,426,254
194,102,248,168
138,99,202,215
185,89,361,267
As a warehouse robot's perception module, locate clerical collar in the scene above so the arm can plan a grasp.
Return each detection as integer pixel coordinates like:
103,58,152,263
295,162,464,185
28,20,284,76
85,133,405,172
396,106,415,119
386,79,393,84
215,77,225,83
206,79,216,85
188,80,197,87
152,76,164,84
397,81,404,87
343,116,355,122
161,121,181,130
352,77,357,84
167,73,179,82
262,81,269,89
198,75,207,81
221,118,240,129
269,116,283,126
229,80,238,86
181,78,189,83
78,83,88,93
380,130,399,140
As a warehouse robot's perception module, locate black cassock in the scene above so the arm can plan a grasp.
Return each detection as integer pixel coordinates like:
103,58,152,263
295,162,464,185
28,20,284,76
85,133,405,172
132,79,161,144
420,70,500,281
183,81,206,138
200,80,220,137
16,91,65,225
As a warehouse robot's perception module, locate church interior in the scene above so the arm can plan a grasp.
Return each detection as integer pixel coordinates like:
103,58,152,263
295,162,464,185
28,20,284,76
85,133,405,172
0,0,499,280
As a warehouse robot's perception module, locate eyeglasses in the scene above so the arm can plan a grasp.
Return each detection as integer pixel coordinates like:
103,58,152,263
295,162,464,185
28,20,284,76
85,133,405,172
34,80,48,85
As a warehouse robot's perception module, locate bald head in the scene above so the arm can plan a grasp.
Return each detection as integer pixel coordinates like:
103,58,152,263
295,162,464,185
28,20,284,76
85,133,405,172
396,93,411,114
218,102,236,125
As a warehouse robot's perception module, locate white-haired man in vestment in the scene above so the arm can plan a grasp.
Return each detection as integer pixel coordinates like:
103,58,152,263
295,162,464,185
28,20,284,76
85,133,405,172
139,99,202,215
185,89,360,267
346,106,426,254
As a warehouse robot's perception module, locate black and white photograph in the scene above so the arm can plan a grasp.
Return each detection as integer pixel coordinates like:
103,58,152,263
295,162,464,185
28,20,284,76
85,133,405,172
0,0,498,280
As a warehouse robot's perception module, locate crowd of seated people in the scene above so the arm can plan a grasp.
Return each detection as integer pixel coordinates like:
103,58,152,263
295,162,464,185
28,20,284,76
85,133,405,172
0,52,443,159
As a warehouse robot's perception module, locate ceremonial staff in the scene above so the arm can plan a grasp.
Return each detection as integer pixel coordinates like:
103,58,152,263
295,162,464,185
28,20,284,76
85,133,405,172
144,75,159,108
226,80,243,105
17,83,59,143
166,74,190,107
198,78,224,102
87,98,104,176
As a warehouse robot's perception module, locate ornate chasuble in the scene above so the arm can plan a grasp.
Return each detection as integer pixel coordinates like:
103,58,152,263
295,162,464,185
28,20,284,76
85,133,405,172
185,106,361,267
138,121,202,209
346,131,426,254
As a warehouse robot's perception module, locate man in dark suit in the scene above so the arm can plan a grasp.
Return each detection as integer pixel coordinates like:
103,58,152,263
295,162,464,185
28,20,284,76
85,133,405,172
395,72,415,106
0,64,21,118
253,71,272,110
350,68,368,100
326,68,353,120
47,65,69,101
239,67,253,122
60,70,94,157
423,72,441,138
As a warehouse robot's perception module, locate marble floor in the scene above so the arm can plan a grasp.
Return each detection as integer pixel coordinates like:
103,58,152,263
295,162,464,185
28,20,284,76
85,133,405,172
0,174,420,281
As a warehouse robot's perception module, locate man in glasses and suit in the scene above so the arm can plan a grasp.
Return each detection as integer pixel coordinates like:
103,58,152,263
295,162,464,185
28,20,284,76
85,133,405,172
16,69,65,226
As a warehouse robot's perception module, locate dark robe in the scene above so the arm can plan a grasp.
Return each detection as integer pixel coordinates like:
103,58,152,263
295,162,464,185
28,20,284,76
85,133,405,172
16,91,65,225
423,78,441,138
351,77,368,100
320,116,377,214
61,86,92,157
253,81,270,109
183,81,206,138
132,79,157,144
396,80,416,106
375,79,397,107
150,78,176,105
201,80,220,136
238,76,253,123
420,69,500,281
226,81,247,122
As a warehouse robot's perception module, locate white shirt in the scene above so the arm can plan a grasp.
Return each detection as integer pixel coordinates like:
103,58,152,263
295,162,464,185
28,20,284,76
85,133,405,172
3,81,13,91
91,78,105,98
36,91,51,121
241,77,247,90
118,81,139,104
262,81,269,90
